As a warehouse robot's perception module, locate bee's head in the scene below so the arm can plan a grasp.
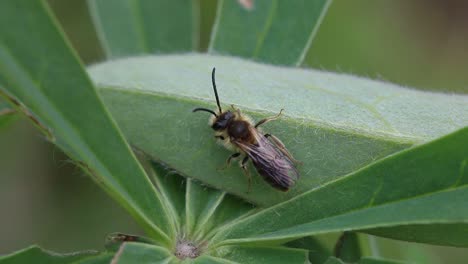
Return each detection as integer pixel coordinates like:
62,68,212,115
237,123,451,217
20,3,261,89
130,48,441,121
193,67,233,130
212,111,234,131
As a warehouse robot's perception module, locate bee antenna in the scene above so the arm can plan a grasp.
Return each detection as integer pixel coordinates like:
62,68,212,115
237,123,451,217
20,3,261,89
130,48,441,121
192,107,218,117
212,67,222,113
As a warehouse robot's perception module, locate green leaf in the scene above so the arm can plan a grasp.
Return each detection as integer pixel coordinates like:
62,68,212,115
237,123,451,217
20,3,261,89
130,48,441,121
185,177,226,238
333,232,362,263
0,246,110,264
183,176,255,242
147,160,255,243
210,127,468,246
105,233,157,252
365,223,468,247
149,161,188,235
88,54,468,206
198,188,256,242
0,0,174,245
111,242,174,263
325,256,411,264
72,254,114,264
324,257,345,264
209,0,331,65
88,0,199,58
285,236,331,264
192,256,237,264
0,98,17,129
214,246,309,264
253,186,468,245
358,257,411,264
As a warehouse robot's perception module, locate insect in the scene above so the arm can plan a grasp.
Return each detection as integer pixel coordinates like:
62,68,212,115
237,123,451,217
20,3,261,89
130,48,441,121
192,68,300,191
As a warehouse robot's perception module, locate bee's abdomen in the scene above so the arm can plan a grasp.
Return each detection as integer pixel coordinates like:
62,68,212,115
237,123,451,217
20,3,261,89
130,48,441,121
254,163,292,191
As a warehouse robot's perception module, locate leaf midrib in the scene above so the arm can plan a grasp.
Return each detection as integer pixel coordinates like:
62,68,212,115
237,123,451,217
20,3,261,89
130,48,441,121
214,183,468,246
0,42,173,244
239,191,468,244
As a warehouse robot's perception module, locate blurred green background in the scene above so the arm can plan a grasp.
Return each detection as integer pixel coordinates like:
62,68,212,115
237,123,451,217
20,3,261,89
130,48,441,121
1,0,467,263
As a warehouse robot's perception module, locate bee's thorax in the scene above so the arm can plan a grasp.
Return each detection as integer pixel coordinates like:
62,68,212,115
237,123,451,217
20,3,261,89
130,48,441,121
228,120,250,140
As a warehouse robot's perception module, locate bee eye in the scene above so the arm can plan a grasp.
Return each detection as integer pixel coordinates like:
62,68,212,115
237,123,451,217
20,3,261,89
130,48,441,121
212,111,233,130
212,122,223,130
212,119,230,130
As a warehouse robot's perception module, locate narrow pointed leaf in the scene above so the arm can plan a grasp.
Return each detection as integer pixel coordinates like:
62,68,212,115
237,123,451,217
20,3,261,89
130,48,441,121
193,256,238,264
209,0,331,65
250,186,468,245
0,246,109,264
88,0,199,58
199,192,256,242
325,256,411,264
0,0,174,244
211,127,468,246
215,246,308,264
111,243,174,264
149,160,255,243
150,162,187,235
185,178,225,238
88,54,468,206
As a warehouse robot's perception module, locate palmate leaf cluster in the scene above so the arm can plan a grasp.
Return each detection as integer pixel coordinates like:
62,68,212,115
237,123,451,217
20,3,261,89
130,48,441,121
0,0,467,263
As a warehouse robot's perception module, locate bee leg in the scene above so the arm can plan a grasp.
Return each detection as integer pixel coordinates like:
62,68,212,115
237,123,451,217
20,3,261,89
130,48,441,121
255,109,284,128
241,156,252,193
265,133,302,165
218,152,240,170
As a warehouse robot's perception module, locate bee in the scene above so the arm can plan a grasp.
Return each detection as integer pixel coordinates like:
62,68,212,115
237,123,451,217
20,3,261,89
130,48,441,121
193,68,300,191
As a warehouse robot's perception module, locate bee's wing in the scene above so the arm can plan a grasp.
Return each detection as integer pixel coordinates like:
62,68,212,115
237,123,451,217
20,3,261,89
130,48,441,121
234,130,299,191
